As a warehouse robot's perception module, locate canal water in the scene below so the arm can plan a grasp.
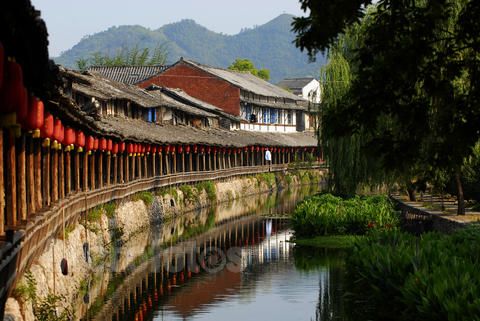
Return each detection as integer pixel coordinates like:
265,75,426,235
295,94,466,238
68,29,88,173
80,184,347,321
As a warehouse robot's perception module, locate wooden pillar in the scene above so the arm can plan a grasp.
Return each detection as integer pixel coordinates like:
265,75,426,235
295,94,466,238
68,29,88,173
181,153,185,172
6,130,17,228
159,152,163,176
240,152,244,167
131,154,136,180
113,154,118,184
172,153,176,174
59,149,65,199
65,149,71,195
89,152,95,190
152,153,156,177
189,153,193,172
233,153,237,168
165,153,170,175
34,139,42,209
27,137,35,215
222,152,226,169
143,154,147,178
125,154,129,182
213,153,217,171
106,153,111,186
119,154,124,183
98,152,103,188
202,154,206,171
74,151,80,192
83,152,88,191
0,130,4,235
17,135,27,221
251,151,254,166
208,154,211,171
196,153,200,172
52,149,59,203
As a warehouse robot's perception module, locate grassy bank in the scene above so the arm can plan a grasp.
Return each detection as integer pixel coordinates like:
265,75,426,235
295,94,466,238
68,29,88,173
346,226,480,320
294,235,360,248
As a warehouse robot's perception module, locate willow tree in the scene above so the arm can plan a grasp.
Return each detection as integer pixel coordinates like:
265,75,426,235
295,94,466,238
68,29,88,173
320,12,388,195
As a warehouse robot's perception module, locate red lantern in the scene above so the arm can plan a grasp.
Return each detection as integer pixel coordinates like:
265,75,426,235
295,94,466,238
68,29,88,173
93,138,99,150
142,145,147,153
41,113,54,139
193,145,198,153
244,146,248,152
177,145,183,153
151,145,157,154
64,127,76,146
250,146,254,152
255,146,260,152
237,148,241,154
76,131,85,147
53,119,63,143
213,147,218,154
86,136,95,151
146,144,151,153
207,146,211,154
200,146,205,153
112,142,119,154
119,142,125,153
127,143,134,154
186,145,191,154
26,96,44,134
0,60,24,114
99,138,107,151
107,139,113,151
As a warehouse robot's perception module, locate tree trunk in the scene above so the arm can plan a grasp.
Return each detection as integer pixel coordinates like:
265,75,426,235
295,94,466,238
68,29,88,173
455,171,465,215
406,187,416,202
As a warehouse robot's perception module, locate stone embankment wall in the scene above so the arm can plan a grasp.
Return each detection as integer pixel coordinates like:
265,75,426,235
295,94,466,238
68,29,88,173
4,170,324,321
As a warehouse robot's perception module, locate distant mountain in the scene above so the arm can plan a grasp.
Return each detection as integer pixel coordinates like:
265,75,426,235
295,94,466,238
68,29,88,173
54,14,326,83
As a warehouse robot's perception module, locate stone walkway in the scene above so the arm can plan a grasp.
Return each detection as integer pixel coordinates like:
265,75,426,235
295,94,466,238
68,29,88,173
392,193,480,225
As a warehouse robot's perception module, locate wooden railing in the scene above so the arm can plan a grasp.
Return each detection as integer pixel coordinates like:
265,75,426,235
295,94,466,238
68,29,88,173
0,148,324,317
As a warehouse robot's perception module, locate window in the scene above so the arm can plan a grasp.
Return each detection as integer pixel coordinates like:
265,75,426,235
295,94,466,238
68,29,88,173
287,110,293,124
263,108,270,123
270,109,278,124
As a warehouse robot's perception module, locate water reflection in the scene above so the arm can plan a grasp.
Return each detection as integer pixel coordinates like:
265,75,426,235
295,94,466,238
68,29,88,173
80,184,349,321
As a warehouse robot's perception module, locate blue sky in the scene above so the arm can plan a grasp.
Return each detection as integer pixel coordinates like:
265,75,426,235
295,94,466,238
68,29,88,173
31,0,306,57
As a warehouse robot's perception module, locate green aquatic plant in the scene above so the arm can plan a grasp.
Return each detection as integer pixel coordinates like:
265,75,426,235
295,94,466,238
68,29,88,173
291,193,398,237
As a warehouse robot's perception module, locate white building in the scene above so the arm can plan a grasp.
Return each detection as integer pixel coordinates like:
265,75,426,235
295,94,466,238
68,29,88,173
277,77,321,104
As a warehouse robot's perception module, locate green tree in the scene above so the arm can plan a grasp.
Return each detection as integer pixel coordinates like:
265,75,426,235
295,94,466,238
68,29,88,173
75,43,168,71
293,0,480,214
228,58,270,81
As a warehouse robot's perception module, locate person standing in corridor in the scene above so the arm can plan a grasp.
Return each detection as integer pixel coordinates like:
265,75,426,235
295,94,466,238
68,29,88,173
265,148,272,171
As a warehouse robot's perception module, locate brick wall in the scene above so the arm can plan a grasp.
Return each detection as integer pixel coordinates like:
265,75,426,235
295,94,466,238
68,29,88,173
137,63,241,116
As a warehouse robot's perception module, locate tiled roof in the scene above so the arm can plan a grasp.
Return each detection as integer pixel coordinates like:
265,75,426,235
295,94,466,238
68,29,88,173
277,78,316,91
178,59,307,102
87,65,168,85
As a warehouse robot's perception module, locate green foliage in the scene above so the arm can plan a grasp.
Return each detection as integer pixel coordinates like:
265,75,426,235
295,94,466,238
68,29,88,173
291,194,399,237
346,225,480,320
256,173,276,189
14,272,75,321
103,202,116,219
76,43,168,70
179,185,196,203
88,207,103,223
132,191,154,206
228,58,271,81
196,181,216,203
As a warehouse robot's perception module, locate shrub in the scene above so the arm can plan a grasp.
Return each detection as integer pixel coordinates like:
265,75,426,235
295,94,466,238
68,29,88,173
196,181,216,203
291,193,399,237
103,202,116,219
133,191,154,206
346,225,480,321
179,185,196,203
